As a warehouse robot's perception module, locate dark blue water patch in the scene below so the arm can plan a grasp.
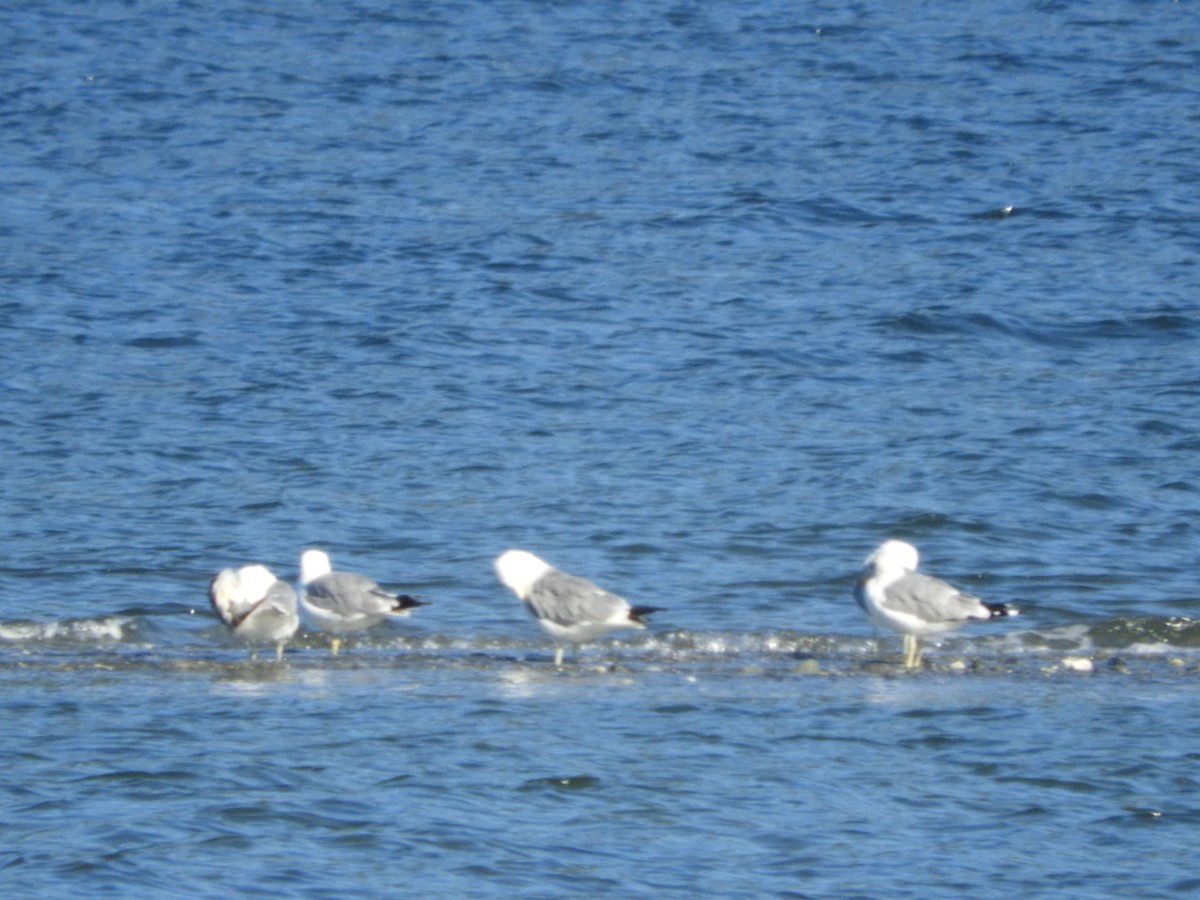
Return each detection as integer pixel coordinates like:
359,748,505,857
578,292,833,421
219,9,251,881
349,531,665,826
879,310,1019,340
877,309,1198,351
519,775,603,793
969,204,1019,221
1042,314,1198,341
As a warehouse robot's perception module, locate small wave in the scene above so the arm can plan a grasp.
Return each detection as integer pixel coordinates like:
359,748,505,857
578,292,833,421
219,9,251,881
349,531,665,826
878,311,1017,340
1017,314,1196,347
124,333,202,349
1088,616,1200,650
0,616,132,644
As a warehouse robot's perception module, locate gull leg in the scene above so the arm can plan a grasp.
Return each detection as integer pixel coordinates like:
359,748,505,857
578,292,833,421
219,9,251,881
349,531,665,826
330,636,341,657
275,642,285,663
554,646,564,668
903,634,923,669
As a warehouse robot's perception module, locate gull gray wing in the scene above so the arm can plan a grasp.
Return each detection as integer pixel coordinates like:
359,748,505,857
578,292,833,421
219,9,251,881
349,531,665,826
305,571,422,614
305,571,393,614
882,571,985,623
525,569,627,626
233,581,300,641
263,579,298,615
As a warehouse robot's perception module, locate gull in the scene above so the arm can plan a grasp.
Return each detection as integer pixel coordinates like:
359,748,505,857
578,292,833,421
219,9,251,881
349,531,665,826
299,549,426,656
209,564,299,661
494,549,663,666
854,539,1019,669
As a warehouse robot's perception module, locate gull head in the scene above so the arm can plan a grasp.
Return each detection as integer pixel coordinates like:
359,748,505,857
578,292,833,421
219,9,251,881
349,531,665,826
494,549,552,600
300,549,333,585
212,564,277,606
209,568,241,607
236,564,279,601
865,539,920,576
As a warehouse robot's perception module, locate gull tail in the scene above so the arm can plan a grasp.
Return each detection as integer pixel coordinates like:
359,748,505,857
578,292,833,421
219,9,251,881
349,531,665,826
392,594,427,612
371,588,427,613
985,601,1019,618
629,605,664,624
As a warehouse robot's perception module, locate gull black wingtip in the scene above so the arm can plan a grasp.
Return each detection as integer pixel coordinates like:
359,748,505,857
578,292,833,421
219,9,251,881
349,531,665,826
629,605,665,624
367,588,427,611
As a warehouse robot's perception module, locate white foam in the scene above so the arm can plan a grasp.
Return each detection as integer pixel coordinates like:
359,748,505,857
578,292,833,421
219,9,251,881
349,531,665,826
0,616,130,643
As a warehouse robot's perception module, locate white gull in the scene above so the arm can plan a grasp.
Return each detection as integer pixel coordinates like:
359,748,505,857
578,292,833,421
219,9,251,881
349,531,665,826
299,549,426,656
209,564,299,662
494,549,663,666
854,539,1019,669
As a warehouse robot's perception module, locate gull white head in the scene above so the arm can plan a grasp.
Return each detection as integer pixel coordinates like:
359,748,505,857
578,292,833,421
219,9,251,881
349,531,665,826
494,549,552,600
211,564,277,606
300,549,333,585
209,568,241,607
866,539,920,576
236,564,278,600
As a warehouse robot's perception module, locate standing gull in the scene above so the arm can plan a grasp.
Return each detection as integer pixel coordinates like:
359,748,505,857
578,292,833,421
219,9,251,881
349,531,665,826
299,549,426,656
854,539,1019,669
494,549,663,666
209,564,299,662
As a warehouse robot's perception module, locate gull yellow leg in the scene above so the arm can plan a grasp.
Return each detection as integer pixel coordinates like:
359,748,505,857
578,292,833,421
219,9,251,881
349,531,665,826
330,636,341,657
903,634,923,669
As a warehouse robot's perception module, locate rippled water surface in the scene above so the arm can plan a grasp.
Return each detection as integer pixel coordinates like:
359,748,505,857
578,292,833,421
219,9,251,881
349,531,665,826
2,0,1199,896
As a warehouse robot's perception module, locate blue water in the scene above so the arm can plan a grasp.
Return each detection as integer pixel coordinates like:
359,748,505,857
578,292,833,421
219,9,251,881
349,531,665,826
3,1,1200,896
